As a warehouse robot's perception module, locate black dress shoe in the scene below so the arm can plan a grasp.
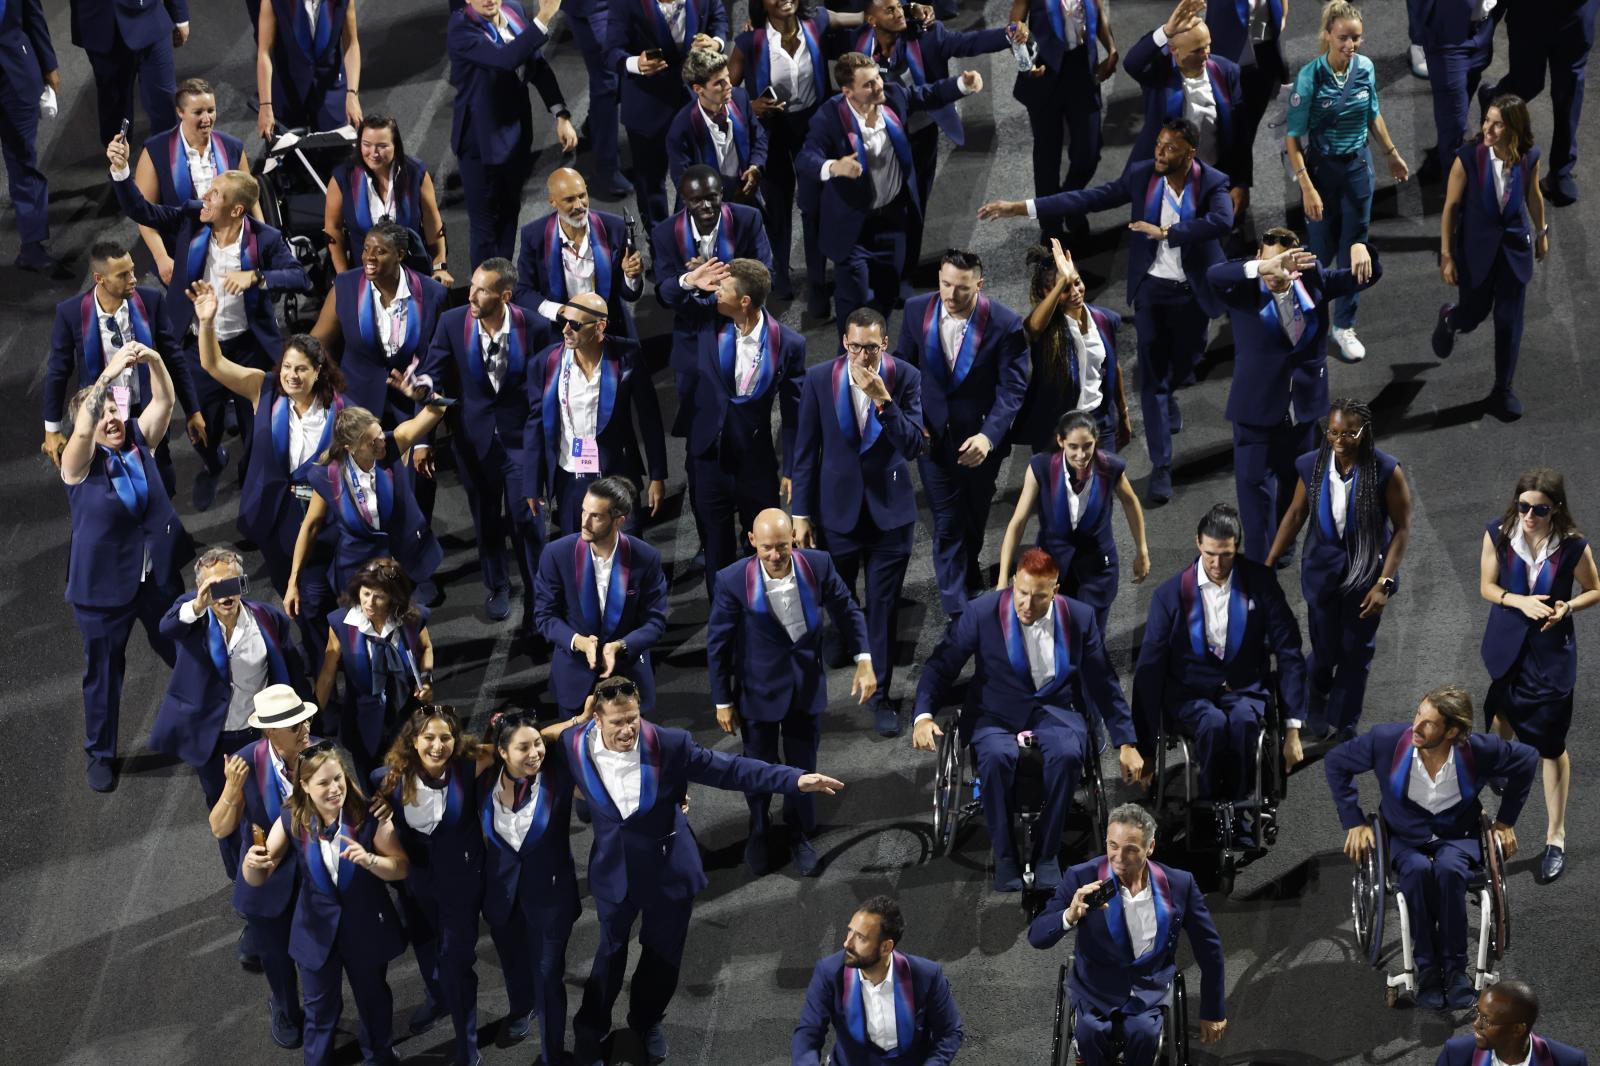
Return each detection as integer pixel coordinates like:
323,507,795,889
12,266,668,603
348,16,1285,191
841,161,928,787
1485,388,1523,422
1417,968,1446,1010
1432,304,1456,359
1541,173,1579,207
1536,844,1566,884
15,241,73,280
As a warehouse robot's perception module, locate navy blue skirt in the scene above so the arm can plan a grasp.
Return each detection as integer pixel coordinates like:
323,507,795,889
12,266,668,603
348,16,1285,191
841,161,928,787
1485,665,1573,759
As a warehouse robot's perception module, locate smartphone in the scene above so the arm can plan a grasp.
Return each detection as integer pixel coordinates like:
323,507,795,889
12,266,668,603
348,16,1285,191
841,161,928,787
1084,878,1117,909
760,85,779,101
210,574,249,599
252,825,267,849
643,48,664,63
118,117,131,141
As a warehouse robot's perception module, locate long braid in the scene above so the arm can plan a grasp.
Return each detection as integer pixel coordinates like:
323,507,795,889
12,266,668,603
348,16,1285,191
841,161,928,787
1305,428,1333,556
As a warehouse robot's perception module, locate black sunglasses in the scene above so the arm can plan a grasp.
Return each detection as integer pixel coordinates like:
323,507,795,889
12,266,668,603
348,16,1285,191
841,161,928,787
594,679,639,700
1517,501,1553,517
303,738,340,760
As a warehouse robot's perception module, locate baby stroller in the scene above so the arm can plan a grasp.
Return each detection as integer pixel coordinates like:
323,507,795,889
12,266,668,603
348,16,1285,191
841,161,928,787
253,127,356,329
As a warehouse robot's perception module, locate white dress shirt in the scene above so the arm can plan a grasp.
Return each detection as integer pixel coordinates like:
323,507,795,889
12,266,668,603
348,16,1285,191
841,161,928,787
659,0,686,44
557,351,603,473
345,603,405,643
205,227,249,340
538,217,598,322
1409,745,1462,817
318,831,343,881
478,310,512,393
591,545,617,612
346,461,383,529
701,105,740,177
1196,568,1232,658
492,771,541,849
178,599,269,732
1473,0,1498,22
850,369,876,434
1510,528,1559,588
1147,183,1187,282
269,744,294,799
97,297,143,412
403,779,447,836
1246,0,1273,47
589,724,643,818
304,0,322,27
374,269,412,359
288,398,328,472
1181,71,1220,166
181,135,219,200
733,310,766,396
1491,1046,1531,1066
1066,313,1105,414
1021,603,1058,691
766,25,816,108
1121,880,1158,955
1491,155,1510,208
1057,0,1086,49
1329,463,1355,538
938,304,970,373
1065,462,1091,528
860,954,899,1052
365,163,398,223
823,99,903,210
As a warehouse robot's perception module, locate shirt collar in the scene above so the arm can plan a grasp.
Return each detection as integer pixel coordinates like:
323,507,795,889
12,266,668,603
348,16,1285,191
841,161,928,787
862,951,896,990
735,309,765,340
1510,527,1559,567
481,308,512,344
690,213,720,242
1418,744,1457,783
387,268,412,305
846,98,882,129
1197,567,1233,595
344,604,399,639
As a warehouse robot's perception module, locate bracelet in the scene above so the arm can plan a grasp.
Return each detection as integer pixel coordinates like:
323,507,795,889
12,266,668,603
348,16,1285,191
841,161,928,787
1499,590,1509,605
1385,145,1400,156
1293,167,1308,180
347,88,359,94
220,796,236,807
260,101,272,107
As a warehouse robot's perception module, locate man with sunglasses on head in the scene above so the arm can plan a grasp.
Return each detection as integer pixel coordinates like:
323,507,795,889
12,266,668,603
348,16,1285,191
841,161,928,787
1207,227,1382,562
523,292,668,537
562,674,844,1066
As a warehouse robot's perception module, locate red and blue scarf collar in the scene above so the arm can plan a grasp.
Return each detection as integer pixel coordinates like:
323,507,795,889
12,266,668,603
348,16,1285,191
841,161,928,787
80,290,155,379
1043,450,1108,534
576,533,632,638
718,311,780,402
275,0,343,58
841,950,916,1051
745,552,821,637
101,441,150,518
541,346,620,446
1470,1036,1558,1066
1476,143,1530,223
1387,728,1481,806
480,768,555,854
1165,59,1232,143
1258,273,1318,352
920,295,988,392
1500,536,1566,598
356,269,425,361
998,590,1072,694
297,811,361,895
675,205,736,265
567,718,663,821
692,99,751,172
464,0,527,41
206,602,292,684
186,223,259,294
641,0,699,57
830,354,898,454
748,17,827,99
464,304,529,389
169,130,235,203
1315,459,1357,545
838,96,912,172
1042,0,1100,50
545,212,615,302
348,161,418,233
327,457,395,534
341,616,423,693
852,28,925,84
1178,561,1247,661
271,391,344,482
1096,858,1175,964
251,738,297,825
1143,162,1202,227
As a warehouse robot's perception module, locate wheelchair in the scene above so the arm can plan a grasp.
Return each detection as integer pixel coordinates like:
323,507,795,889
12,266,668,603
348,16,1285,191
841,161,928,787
1050,955,1189,1066
1148,673,1287,895
930,701,1110,891
1350,812,1511,1007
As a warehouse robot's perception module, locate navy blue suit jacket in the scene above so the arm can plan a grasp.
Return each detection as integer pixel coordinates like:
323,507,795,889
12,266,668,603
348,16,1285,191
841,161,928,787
792,355,925,533
110,175,312,356
533,531,669,710
706,550,871,721
1436,1034,1588,1066
1030,857,1227,1022
1013,0,1105,92
421,304,541,480
1454,142,1540,287
1,0,56,94
650,203,773,375
1034,159,1233,316
556,718,800,904
229,735,316,919
447,0,566,164
894,292,1030,446
913,590,1137,744
1416,0,1500,47
1208,255,1382,428
370,759,484,912
477,758,580,930
70,0,187,52
845,20,1011,145
1124,31,1244,178
327,267,450,417
666,87,769,191
1206,0,1286,78
1326,723,1539,847
797,80,968,262
791,950,964,1066
45,286,199,429
280,813,407,971
1133,557,1308,739
515,209,641,339
677,299,804,466
607,0,730,135
150,597,303,767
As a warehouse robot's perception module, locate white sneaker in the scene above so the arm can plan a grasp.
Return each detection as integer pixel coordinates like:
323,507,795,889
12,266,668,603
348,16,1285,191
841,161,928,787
1332,327,1366,363
1410,45,1429,80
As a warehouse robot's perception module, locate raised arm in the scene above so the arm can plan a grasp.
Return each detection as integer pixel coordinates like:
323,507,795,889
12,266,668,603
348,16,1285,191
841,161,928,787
136,341,178,446
191,281,268,408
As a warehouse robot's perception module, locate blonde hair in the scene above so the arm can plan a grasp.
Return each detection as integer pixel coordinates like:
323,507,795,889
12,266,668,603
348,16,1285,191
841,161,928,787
213,170,261,214
287,746,369,837
321,405,381,465
1320,1,1363,36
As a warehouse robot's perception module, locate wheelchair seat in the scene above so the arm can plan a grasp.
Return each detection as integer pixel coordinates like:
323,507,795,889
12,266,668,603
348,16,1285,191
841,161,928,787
1050,955,1189,1065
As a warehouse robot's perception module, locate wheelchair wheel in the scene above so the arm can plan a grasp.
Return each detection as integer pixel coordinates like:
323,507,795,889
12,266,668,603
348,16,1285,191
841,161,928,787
932,722,962,855
1480,814,1512,960
1218,852,1237,897
1051,963,1070,1066
1352,814,1388,968
1170,972,1189,1065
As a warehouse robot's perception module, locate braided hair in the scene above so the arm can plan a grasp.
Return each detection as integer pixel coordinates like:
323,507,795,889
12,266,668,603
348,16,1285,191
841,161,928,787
1304,398,1383,594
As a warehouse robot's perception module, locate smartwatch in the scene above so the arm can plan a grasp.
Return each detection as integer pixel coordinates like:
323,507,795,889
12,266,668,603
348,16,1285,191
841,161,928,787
1379,577,1397,596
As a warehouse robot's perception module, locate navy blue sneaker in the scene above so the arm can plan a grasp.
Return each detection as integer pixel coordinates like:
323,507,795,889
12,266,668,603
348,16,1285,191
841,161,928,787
872,699,900,738
505,1009,533,1042
635,1023,669,1064
791,835,821,878
486,584,512,621
1417,968,1446,1010
1147,466,1173,505
269,1000,303,1049
993,856,1023,893
1445,969,1477,1010
409,999,447,1034
86,755,116,793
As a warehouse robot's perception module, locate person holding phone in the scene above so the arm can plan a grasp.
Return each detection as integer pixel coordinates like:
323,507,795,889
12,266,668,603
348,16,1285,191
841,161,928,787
59,343,195,793
514,166,646,344
313,560,436,774
150,546,306,880
241,741,410,1065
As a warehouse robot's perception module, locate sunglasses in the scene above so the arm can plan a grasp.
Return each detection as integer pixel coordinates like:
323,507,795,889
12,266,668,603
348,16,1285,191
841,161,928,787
1517,501,1553,517
594,679,640,700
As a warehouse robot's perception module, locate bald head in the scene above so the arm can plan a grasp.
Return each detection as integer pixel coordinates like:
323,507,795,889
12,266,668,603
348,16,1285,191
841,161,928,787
548,167,590,224
1169,23,1211,74
568,291,609,317
748,508,796,577
558,291,610,349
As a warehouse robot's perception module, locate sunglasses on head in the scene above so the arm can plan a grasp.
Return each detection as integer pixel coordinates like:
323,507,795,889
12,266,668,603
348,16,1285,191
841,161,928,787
594,679,639,700
302,738,340,763
1517,501,1553,517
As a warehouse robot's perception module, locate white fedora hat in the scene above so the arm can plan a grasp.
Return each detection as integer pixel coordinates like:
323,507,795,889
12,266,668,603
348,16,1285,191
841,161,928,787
248,684,319,730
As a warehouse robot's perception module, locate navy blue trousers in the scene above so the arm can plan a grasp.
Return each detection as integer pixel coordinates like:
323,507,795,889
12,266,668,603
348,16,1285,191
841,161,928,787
1305,585,1382,732
1449,253,1527,393
1023,51,1103,241
1424,15,1498,158
456,437,545,601
688,445,779,599
1393,835,1480,973
1304,152,1372,329
919,443,1005,617
822,517,914,702
1232,418,1314,562
626,123,672,232
1174,689,1265,800
576,893,694,1037
490,889,580,1063
566,6,624,183
972,707,1087,866
0,76,48,244
299,948,396,1065
741,710,821,836
830,193,909,331
244,906,302,1022
402,884,481,1066
1484,0,1598,181
85,36,177,143
71,575,181,761
1132,278,1208,470
458,149,533,266
763,106,826,290
1073,1002,1163,1066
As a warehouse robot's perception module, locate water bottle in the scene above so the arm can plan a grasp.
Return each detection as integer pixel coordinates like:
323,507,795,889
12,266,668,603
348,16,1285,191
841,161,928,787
1008,23,1037,72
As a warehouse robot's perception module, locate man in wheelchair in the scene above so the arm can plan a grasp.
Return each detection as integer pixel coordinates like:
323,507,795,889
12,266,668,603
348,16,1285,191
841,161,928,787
913,549,1144,892
1134,504,1307,844
1326,684,1538,1010
1029,804,1227,1066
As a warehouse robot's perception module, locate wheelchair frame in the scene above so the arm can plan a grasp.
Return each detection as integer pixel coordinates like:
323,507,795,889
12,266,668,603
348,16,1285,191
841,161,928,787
1149,671,1287,895
1350,812,1511,1007
1050,956,1189,1065
930,704,1110,890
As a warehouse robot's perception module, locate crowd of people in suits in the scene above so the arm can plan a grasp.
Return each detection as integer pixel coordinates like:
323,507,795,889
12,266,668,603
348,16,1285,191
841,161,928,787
16,0,1600,1063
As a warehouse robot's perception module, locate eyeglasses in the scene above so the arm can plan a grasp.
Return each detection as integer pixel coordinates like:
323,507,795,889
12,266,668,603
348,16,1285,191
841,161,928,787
843,342,884,356
1517,501,1553,517
594,679,639,700
1326,425,1365,442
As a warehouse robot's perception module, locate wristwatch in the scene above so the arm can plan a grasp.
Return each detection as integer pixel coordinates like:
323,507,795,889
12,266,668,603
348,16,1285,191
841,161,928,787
1379,577,1398,596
